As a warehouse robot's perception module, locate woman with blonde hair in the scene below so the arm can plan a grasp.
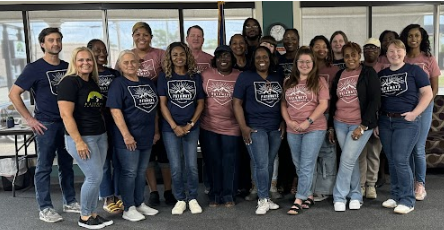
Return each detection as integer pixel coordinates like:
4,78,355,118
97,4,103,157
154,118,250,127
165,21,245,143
58,47,112,229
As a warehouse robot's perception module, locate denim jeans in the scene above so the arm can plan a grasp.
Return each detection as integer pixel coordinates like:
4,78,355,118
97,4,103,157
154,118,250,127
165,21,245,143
287,130,325,200
163,129,200,201
99,149,120,199
333,120,372,203
311,114,337,195
35,121,76,210
200,129,240,203
115,147,152,211
412,102,433,185
65,133,108,216
379,116,419,208
245,129,282,199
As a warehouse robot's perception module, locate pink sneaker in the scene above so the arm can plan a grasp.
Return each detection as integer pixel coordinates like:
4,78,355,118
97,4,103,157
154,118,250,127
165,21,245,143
415,182,427,201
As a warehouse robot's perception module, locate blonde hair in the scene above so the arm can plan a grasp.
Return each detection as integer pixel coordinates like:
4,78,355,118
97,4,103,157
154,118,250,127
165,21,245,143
387,39,406,50
64,47,99,83
116,50,139,76
162,42,197,78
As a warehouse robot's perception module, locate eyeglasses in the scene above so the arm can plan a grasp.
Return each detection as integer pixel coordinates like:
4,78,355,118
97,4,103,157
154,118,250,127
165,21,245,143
297,60,313,65
244,25,259,29
364,45,378,51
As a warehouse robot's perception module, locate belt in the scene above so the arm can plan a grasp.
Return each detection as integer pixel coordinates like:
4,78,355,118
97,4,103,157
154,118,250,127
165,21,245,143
380,111,403,118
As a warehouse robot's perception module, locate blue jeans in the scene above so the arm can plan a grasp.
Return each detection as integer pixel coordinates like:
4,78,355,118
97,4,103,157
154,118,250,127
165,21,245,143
412,102,433,185
163,129,200,201
99,149,120,199
312,114,337,195
333,120,372,203
379,116,419,208
65,133,108,216
245,129,282,199
35,121,76,210
287,130,325,200
200,129,240,203
116,147,152,211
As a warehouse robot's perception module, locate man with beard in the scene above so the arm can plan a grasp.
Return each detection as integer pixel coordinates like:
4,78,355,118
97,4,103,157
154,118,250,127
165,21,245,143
186,25,213,73
9,27,79,223
242,18,262,61
359,37,388,200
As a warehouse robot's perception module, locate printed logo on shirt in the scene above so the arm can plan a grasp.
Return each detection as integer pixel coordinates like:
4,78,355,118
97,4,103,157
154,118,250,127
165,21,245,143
380,72,408,96
168,80,196,108
128,85,158,113
46,69,67,95
279,63,293,77
333,62,346,70
138,59,157,80
206,79,235,106
254,81,282,107
337,75,358,103
285,84,313,110
98,74,114,96
85,91,103,108
197,63,211,73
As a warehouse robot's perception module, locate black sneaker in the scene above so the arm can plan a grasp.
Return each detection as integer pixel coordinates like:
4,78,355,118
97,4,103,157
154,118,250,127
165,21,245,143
148,191,160,206
78,216,105,229
164,190,177,206
95,215,113,226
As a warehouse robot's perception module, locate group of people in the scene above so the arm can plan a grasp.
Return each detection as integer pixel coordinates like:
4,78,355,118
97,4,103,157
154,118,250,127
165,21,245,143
7,16,438,229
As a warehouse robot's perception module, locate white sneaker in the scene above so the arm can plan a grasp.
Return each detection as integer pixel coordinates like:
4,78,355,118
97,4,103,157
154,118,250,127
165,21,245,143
172,201,187,215
136,203,159,216
268,199,279,210
39,207,63,223
313,194,328,202
394,204,414,214
349,200,362,210
122,206,145,222
63,202,81,214
255,199,270,215
334,202,346,212
382,199,397,208
188,199,203,214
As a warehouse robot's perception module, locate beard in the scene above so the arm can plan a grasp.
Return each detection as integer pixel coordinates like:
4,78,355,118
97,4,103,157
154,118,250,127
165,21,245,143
246,34,260,41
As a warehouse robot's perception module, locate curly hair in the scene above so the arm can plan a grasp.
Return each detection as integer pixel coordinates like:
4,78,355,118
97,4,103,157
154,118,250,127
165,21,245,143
162,42,197,78
285,46,320,94
400,24,431,57
309,35,333,67
342,42,362,56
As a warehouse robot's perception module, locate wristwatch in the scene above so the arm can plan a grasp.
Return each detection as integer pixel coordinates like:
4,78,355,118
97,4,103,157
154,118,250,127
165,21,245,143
359,125,367,135
307,117,314,125
187,120,195,127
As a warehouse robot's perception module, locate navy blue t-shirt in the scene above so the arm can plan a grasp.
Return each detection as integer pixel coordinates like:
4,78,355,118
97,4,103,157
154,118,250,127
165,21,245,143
157,72,205,132
333,59,346,70
233,70,283,131
278,55,294,78
98,67,120,125
14,58,68,122
107,76,158,150
378,63,430,113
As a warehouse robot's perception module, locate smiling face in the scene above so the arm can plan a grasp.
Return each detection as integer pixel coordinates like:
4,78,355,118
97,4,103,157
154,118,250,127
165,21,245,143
254,48,270,73
186,27,204,51
331,34,345,54
407,28,422,50
244,19,260,39
312,39,328,60
90,41,108,67
343,47,361,70
119,53,139,77
216,51,233,73
132,27,152,51
387,43,406,66
230,35,246,56
297,54,313,77
283,30,299,53
75,50,94,76
171,46,187,68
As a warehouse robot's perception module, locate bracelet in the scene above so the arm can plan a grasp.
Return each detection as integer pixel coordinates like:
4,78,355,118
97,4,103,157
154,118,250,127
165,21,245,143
307,117,314,125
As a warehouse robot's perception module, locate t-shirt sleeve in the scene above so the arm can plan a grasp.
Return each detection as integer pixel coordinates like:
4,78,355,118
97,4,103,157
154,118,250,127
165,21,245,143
318,77,330,100
428,56,441,78
106,79,124,109
233,73,246,100
57,76,79,102
157,73,167,96
414,66,431,88
196,74,205,100
14,64,35,91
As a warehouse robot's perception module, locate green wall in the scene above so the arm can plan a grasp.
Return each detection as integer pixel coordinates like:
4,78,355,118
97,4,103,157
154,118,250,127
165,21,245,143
262,1,293,45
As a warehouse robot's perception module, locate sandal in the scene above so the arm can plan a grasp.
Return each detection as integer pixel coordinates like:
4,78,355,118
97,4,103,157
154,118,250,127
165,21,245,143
287,203,302,215
302,198,315,209
115,199,124,211
103,201,122,214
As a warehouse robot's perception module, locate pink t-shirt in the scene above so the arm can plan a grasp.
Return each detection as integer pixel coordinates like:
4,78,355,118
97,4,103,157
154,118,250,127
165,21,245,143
194,51,214,73
404,52,440,79
334,67,362,125
284,77,330,134
377,55,390,65
131,48,165,82
371,62,390,73
200,68,241,136
319,65,340,88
